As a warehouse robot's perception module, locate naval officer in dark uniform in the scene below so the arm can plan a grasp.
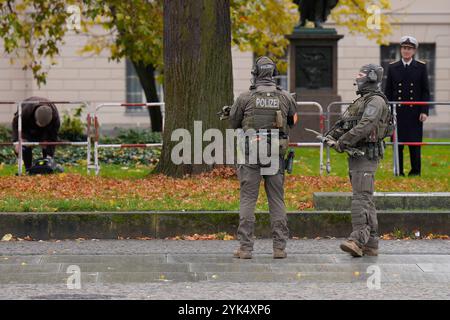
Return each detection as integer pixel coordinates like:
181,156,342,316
384,36,430,176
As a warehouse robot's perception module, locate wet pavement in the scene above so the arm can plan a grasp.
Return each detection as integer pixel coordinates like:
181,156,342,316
0,239,448,299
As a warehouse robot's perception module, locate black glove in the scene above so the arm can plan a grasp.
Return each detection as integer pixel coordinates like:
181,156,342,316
217,105,231,121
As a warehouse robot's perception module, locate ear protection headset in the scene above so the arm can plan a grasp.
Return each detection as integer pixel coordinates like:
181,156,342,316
251,56,279,77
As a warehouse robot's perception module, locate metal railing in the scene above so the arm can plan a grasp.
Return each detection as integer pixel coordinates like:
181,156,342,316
2,99,328,176
390,101,450,176
290,101,325,175
90,101,326,175
90,102,165,175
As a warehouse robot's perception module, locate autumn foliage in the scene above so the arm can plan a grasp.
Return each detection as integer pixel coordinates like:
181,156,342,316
0,170,448,212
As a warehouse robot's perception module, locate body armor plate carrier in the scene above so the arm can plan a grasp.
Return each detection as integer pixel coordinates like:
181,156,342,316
337,92,393,160
241,87,290,160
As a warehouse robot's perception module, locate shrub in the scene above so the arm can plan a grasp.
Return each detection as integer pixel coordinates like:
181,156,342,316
0,124,11,141
58,105,87,142
100,128,162,144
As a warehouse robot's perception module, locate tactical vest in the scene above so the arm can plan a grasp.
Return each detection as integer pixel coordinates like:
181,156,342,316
341,91,392,160
241,88,290,158
242,88,289,134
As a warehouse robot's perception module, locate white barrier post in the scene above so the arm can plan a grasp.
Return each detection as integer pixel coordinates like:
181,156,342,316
292,102,325,175
391,103,400,176
18,102,23,176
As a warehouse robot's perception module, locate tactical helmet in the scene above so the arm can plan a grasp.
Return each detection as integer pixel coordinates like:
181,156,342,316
251,56,279,78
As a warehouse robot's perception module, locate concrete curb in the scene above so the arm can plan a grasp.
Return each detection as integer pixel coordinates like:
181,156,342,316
0,210,449,239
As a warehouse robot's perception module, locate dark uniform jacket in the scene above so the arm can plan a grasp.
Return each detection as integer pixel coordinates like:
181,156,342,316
12,98,60,142
384,59,430,142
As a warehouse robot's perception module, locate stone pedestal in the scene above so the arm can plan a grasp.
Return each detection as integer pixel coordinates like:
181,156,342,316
287,28,344,142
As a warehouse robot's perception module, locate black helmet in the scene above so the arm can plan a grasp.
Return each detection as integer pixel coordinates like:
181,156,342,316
251,56,279,78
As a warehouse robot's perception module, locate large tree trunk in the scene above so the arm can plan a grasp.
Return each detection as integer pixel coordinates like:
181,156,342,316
132,61,163,132
156,0,233,177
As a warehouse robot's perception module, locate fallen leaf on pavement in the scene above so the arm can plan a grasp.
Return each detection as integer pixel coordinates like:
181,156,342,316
1,234,13,241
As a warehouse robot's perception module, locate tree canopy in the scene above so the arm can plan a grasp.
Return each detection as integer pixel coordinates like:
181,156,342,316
0,0,393,86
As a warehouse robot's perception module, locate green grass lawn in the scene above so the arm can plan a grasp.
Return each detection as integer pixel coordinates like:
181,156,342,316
0,163,154,179
2,138,448,180
292,138,450,180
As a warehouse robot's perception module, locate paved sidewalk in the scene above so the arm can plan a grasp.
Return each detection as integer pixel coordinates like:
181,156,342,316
0,239,449,300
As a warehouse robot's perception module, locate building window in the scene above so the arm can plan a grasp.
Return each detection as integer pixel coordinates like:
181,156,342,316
380,43,436,112
125,59,164,115
125,59,144,114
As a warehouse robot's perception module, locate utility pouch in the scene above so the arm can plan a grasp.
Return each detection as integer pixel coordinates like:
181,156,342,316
275,110,283,129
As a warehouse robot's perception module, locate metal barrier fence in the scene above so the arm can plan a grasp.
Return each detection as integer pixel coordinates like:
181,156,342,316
90,102,165,175
390,101,450,176
90,101,326,175
291,101,325,175
325,101,450,175
2,99,326,175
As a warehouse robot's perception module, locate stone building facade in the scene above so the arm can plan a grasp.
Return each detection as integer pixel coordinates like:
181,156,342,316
0,0,449,136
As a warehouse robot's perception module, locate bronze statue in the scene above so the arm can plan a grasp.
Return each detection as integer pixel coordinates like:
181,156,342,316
294,0,339,28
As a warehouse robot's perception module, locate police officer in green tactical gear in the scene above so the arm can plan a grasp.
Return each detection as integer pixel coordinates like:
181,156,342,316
326,64,392,257
229,56,298,259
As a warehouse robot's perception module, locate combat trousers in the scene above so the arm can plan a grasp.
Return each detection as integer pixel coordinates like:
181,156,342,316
348,156,379,249
237,161,289,251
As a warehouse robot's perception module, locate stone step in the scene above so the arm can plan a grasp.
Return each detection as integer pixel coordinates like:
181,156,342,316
313,192,450,210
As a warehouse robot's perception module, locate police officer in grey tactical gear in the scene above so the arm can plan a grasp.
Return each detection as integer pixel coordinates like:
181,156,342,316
229,56,298,259
326,64,393,257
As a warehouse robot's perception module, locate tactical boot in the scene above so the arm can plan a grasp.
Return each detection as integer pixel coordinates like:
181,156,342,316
340,240,363,257
362,246,379,256
233,248,252,259
273,248,287,259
